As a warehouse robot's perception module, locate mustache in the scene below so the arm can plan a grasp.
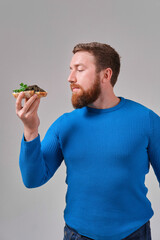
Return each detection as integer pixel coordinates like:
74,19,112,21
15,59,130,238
70,84,81,90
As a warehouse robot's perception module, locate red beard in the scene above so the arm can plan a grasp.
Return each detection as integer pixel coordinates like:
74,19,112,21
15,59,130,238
70,75,101,109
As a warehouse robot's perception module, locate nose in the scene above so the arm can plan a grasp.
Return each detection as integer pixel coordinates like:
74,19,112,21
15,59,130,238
68,70,77,83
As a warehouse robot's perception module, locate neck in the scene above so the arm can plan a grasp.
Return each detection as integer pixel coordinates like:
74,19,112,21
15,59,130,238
87,93,121,109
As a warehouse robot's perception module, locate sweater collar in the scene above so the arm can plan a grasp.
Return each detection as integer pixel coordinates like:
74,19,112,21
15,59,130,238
85,97,126,113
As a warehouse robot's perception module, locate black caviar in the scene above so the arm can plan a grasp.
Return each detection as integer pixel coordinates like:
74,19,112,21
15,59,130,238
24,85,45,92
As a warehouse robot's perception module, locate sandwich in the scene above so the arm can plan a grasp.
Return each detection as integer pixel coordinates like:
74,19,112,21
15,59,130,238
12,83,47,98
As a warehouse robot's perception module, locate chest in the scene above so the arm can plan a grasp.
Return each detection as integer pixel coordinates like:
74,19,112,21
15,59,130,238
61,117,149,172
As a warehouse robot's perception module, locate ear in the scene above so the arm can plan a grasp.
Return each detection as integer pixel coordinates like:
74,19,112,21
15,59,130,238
104,68,113,81
102,68,113,83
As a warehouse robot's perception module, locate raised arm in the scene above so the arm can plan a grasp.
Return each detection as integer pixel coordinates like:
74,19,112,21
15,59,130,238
15,92,64,188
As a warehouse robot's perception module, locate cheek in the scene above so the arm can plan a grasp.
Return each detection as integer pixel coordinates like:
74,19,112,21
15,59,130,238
78,72,93,86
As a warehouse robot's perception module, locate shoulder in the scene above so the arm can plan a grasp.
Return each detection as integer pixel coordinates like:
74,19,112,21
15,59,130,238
123,98,160,130
48,108,83,131
57,108,84,120
125,98,151,112
124,97,159,116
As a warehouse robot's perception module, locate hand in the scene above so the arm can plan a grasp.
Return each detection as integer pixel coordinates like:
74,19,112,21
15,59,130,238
16,92,40,140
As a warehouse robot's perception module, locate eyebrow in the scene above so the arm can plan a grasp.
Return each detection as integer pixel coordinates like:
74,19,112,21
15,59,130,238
70,64,86,69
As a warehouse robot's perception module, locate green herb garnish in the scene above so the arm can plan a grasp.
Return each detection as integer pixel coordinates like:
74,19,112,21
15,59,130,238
13,83,28,92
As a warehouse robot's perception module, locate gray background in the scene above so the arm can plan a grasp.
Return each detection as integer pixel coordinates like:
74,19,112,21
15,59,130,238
1,0,160,239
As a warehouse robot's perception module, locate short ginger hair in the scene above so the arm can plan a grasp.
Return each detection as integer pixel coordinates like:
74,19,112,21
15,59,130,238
73,42,121,87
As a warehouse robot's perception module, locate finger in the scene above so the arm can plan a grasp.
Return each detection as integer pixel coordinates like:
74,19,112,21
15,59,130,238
23,94,38,113
16,92,25,111
26,98,40,115
25,97,29,103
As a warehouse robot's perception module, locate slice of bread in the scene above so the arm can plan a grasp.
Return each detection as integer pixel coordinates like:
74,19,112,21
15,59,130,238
12,90,47,99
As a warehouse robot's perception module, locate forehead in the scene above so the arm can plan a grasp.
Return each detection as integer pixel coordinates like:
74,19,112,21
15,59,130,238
70,51,96,67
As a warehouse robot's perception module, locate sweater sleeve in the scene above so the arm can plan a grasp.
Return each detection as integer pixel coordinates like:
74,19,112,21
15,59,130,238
19,115,64,188
147,109,160,186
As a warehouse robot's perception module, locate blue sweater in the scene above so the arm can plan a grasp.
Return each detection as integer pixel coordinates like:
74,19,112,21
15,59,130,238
19,96,160,240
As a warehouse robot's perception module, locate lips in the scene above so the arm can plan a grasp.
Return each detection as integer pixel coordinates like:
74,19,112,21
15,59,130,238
70,84,81,93
72,87,79,90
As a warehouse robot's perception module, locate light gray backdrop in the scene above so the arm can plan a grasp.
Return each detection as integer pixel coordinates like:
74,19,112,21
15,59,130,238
1,0,160,239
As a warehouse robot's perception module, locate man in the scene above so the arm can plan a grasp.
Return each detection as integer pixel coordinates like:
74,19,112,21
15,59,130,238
15,42,160,239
